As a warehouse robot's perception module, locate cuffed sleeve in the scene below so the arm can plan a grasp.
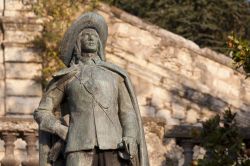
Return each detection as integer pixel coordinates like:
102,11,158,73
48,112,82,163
118,79,139,139
33,83,67,138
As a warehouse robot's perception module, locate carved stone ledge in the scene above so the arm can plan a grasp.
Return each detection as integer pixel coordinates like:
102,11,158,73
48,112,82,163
0,16,42,23
165,125,202,139
0,117,38,132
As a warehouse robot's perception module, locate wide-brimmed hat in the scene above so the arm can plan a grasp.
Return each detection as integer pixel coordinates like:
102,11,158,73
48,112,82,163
60,12,108,66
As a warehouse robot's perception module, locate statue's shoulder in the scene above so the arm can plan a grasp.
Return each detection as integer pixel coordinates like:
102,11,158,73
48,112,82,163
46,65,79,92
52,65,79,78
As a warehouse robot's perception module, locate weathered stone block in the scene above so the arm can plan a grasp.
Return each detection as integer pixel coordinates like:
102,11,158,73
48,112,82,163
236,109,250,127
0,48,3,63
4,10,36,17
5,0,32,10
144,62,170,78
2,17,43,32
5,46,42,62
180,68,193,78
0,64,4,80
156,109,171,119
6,79,42,96
6,63,41,79
204,58,219,74
0,0,4,16
244,91,250,104
172,103,186,120
156,109,181,125
164,46,175,56
140,105,156,117
225,98,242,109
4,31,40,43
126,63,162,85
186,109,200,124
212,79,240,98
0,139,4,152
143,117,169,166
0,97,4,116
192,68,202,81
0,0,3,11
111,22,160,51
137,95,147,106
176,49,193,65
6,96,40,114
129,75,153,95
161,78,180,91
0,81,4,97
151,87,171,109
215,65,233,79
106,53,127,68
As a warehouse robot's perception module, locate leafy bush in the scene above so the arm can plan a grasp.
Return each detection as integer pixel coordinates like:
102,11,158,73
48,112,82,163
227,34,250,75
103,0,250,53
197,108,250,166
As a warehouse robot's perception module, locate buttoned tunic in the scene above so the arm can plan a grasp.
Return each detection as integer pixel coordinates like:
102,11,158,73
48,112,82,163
34,60,138,153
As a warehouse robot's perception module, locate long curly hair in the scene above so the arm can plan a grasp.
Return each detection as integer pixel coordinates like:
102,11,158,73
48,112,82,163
70,28,105,66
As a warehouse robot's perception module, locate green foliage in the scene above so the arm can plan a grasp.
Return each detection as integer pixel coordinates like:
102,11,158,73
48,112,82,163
32,0,99,87
227,34,250,75
197,108,250,166
103,0,250,53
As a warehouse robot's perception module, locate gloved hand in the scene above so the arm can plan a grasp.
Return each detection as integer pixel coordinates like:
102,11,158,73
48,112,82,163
54,121,68,141
122,136,138,159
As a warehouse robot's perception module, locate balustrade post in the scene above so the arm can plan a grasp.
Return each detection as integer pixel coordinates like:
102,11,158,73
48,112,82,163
0,132,20,166
22,132,39,166
179,139,195,166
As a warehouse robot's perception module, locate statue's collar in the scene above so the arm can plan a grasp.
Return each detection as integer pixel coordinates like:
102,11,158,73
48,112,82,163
79,55,101,65
52,56,103,78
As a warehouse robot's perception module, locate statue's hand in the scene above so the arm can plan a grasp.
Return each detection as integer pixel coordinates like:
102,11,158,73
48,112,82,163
54,122,68,141
122,136,137,159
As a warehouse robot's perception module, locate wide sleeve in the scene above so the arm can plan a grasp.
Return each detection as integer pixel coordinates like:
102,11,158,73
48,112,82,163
33,79,68,140
118,78,139,139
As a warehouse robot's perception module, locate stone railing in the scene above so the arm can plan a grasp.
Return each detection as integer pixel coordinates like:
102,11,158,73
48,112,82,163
1,117,249,166
165,125,250,166
0,117,38,166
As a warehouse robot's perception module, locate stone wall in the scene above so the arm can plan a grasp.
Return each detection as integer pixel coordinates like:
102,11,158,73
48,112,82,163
0,0,42,117
97,4,250,127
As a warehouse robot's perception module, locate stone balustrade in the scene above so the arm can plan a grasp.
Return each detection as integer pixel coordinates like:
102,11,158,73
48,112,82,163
0,117,38,166
0,117,249,166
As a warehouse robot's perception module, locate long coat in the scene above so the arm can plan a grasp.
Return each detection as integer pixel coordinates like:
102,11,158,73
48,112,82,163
34,60,149,166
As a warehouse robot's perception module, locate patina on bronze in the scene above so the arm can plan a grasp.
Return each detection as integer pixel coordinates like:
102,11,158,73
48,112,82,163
34,12,149,166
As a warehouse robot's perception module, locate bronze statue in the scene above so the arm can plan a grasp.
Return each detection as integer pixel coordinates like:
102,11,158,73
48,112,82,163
34,12,149,166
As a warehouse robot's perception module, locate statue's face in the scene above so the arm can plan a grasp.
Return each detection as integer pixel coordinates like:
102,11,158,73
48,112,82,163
80,28,99,53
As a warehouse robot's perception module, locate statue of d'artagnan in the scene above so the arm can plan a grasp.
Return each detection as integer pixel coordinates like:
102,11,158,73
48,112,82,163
33,12,149,166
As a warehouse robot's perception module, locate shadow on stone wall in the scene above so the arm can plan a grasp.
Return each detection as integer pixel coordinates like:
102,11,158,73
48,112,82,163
170,84,229,113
